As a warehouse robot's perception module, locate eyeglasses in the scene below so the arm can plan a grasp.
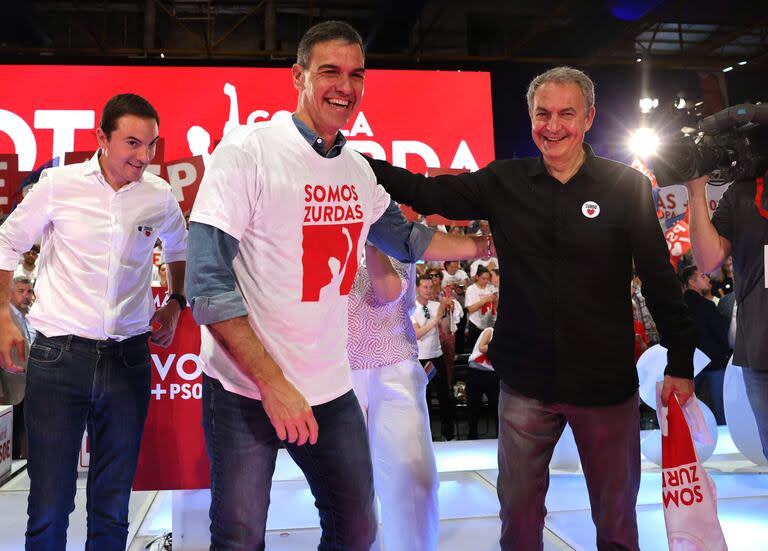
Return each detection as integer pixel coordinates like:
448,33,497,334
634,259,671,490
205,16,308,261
422,305,431,320
429,273,441,279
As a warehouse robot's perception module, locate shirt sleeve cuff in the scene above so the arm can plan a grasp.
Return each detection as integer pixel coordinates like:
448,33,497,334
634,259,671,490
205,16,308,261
191,290,249,326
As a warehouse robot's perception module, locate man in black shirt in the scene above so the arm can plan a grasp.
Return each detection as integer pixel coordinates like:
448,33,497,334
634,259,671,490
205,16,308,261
367,66,696,551
680,265,729,424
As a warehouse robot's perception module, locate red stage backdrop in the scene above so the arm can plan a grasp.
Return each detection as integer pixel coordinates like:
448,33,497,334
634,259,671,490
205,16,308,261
1,65,495,489
0,65,494,216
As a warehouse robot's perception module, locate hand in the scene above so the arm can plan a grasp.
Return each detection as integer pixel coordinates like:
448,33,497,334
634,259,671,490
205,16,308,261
0,318,26,374
149,299,181,348
260,378,319,445
436,301,447,319
661,375,694,407
483,294,495,304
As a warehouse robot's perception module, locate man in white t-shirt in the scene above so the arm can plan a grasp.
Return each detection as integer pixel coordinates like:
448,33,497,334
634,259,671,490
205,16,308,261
412,274,455,440
185,21,493,550
13,244,39,285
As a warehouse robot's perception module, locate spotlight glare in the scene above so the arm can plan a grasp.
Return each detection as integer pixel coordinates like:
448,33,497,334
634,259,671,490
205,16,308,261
723,66,733,72
628,128,659,158
636,57,642,62
738,60,747,65
675,97,687,109
639,97,656,113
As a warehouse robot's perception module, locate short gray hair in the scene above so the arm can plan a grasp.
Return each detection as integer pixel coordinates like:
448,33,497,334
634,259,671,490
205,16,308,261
526,66,595,116
12,276,32,286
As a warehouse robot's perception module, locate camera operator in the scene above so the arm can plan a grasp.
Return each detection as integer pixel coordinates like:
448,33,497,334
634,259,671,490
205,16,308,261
686,174,768,459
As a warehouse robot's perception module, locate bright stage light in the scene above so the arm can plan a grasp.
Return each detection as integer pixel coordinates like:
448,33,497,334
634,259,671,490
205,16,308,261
628,128,659,158
674,97,687,109
639,97,658,113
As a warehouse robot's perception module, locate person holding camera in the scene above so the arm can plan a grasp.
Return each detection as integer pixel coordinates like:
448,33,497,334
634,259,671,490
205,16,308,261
687,173,768,458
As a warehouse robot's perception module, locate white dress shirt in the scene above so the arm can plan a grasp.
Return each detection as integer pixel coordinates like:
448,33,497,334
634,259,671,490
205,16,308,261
0,151,187,340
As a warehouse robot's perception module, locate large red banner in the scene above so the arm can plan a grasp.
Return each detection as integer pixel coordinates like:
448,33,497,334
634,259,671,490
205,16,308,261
0,65,495,216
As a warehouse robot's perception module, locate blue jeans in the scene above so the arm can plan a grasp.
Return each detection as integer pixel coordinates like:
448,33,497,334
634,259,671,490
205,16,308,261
497,384,640,551
24,333,152,551
742,367,768,460
202,374,377,551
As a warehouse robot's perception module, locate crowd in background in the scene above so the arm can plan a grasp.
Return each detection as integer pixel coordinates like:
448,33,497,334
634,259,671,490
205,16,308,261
0,214,739,453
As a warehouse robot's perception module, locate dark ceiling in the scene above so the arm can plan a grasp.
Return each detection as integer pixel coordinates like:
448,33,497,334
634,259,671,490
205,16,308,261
1,0,766,71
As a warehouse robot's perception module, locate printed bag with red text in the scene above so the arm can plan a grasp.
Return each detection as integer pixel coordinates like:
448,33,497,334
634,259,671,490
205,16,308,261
660,394,727,550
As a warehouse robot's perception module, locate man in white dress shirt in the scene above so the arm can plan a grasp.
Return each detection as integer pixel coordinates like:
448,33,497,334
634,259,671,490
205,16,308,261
0,93,187,550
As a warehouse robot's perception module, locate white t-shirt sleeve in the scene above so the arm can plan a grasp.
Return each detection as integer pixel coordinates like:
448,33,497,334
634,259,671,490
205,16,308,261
190,142,260,240
369,176,391,224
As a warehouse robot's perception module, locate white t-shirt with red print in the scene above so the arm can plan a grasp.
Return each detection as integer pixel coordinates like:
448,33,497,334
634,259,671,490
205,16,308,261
190,119,391,405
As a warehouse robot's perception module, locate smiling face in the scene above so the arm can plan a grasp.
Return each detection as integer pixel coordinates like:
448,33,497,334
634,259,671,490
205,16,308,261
96,114,159,189
292,39,365,145
530,81,595,171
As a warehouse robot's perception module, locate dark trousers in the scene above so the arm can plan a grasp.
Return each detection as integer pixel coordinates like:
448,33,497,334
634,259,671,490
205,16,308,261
694,368,726,425
202,374,377,551
455,310,468,353
466,368,499,439
25,332,152,551
497,384,640,551
13,400,26,459
420,356,455,441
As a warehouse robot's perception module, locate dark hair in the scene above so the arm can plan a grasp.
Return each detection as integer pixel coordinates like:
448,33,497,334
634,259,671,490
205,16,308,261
680,265,699,286
443,260,458,270
492,268,499,276
297,20,364,67
428,269,443,280
475,265,491,279
416,274,434,287
29,244,40,253
99,93,159,138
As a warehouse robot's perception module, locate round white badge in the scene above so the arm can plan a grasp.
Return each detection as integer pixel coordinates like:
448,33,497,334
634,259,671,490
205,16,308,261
581,201,600,219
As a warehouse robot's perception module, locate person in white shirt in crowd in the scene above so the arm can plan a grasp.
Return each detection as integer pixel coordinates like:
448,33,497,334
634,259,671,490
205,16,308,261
1,276,35,459
412,274,456,441
13,244,39,286
0,93,187,550
465,265,498,347
470,256,498,279
428,268,463,384
442,260,470,352
467,326,499,440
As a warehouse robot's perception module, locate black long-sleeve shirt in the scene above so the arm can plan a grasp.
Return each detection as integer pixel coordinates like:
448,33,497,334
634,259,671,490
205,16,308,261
683,289,730,372
367,145,695,406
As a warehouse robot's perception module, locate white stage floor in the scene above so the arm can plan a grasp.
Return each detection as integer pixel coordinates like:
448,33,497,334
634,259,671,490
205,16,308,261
1,426,766,550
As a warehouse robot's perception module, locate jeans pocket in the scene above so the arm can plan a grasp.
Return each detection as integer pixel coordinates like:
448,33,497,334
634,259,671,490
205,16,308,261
28,342,65,365
121,341,151,369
